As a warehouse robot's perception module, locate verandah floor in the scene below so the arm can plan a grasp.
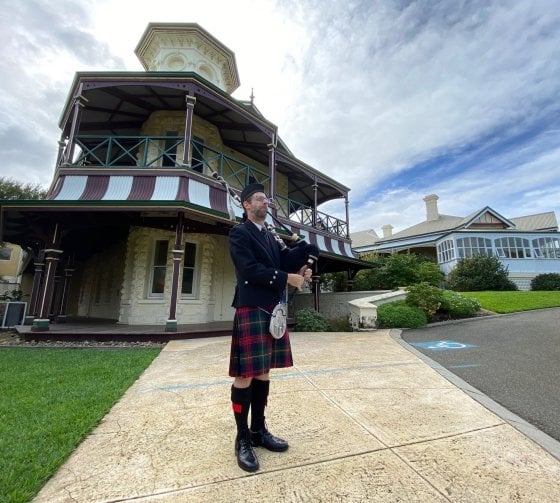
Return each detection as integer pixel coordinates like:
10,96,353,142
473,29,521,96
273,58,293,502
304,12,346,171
14,318,233,342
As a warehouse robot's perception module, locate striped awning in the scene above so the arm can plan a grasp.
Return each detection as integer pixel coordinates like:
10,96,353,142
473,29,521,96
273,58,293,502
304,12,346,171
50,174,239,214
50,174,357,259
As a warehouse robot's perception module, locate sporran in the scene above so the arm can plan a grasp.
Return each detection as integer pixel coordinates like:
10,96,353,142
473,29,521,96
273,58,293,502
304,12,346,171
269,302,287,339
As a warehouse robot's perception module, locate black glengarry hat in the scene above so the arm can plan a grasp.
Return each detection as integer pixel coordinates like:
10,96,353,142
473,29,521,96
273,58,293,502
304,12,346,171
240,183,265,202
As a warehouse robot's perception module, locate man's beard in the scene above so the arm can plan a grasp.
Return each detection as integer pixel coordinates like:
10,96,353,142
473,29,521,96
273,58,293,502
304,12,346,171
253,207,267,220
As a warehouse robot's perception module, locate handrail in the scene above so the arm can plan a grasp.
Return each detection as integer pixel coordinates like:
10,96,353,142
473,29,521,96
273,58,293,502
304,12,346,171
64,135,348,239
274,194,348,238
70,136,270,190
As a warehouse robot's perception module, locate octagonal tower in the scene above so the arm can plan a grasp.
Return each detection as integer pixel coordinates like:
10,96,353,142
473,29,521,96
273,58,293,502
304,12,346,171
135,22,240,94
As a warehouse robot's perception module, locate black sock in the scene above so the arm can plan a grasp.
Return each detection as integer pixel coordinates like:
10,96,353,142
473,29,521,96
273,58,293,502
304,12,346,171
250,379,270,432
231,384,252,435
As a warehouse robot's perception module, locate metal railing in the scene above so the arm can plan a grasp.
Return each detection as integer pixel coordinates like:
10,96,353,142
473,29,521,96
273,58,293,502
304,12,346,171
70,135,270,189
65,135,348,238
274,195,348,238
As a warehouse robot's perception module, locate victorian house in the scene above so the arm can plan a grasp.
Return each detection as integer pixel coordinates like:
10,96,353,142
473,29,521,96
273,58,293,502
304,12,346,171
352,194,560,290
0,23,365,333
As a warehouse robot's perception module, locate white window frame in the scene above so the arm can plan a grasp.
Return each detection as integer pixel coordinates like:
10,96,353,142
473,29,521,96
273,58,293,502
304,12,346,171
437,239,455,263
456,236,493,259
494,237,532,259
532,237,560,259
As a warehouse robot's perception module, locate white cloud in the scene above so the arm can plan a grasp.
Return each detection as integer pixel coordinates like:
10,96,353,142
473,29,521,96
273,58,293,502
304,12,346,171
1,0,559,236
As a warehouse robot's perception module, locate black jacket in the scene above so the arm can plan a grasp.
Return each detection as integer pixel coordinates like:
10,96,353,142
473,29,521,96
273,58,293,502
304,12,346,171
229,220,318,308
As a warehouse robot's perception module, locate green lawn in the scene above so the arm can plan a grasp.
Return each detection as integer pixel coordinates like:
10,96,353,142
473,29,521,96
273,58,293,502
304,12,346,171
0,347,160,503
462,290,560,314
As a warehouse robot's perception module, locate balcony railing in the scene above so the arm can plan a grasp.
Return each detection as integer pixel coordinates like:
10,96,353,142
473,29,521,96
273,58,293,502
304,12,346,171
274,195,348,238
65,135,348,238
69,135,270,188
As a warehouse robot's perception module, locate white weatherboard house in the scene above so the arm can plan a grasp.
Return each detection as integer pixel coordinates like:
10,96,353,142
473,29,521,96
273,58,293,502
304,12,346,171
0,23,367,333
352,194,560,290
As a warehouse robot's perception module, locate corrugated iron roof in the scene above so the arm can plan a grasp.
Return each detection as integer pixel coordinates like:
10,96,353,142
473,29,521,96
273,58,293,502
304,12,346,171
510,212,558,231
352,207,559,251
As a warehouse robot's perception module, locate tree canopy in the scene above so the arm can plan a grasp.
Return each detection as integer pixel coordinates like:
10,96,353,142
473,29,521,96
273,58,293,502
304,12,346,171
0,177,47,200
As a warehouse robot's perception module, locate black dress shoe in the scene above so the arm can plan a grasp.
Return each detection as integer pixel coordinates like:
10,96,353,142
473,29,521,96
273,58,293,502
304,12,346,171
251,428,289,452
235,432,259,472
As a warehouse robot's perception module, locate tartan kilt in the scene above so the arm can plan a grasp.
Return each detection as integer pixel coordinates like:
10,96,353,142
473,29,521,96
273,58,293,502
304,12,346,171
229,304,293,377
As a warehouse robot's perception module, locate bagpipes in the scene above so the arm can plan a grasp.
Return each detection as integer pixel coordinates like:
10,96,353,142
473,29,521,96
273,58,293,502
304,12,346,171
212,171,319,339
211,172,319,270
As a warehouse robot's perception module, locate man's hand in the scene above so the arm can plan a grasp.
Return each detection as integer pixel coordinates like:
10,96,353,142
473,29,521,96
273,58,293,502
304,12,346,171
288,268,312,291
287,273,305,290
300,267,312,282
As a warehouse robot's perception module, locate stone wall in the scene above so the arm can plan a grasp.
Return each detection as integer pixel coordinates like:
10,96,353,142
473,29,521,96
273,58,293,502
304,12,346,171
118,226,236,325
293,291,391,320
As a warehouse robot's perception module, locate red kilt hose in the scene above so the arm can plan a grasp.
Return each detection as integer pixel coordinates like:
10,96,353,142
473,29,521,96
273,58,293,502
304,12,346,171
229,305,293,377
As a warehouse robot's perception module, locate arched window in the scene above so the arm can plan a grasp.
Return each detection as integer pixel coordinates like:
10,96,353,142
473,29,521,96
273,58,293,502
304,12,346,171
532,237,560,258
494,237,531,259
456,237,493,258
437,239,455,263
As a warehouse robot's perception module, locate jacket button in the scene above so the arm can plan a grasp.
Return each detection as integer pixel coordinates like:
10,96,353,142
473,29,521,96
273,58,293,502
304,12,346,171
269,280,273,284
244,281,248,285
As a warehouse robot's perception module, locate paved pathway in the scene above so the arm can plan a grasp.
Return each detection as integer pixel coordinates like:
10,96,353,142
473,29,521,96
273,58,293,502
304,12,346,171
34,331,560,502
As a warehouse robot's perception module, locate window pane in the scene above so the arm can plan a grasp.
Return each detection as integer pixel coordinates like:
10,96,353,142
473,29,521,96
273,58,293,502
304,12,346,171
184,242,196,267
182,269,194,294
154,241,168,265
151,240,168,295
152,267,166,294
182,242,197,295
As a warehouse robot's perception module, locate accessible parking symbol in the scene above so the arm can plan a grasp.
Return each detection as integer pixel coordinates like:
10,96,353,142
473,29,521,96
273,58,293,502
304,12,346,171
411,340,477,351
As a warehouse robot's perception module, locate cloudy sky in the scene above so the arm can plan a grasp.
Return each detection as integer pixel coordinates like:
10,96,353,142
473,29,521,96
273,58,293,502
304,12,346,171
1,0,559,235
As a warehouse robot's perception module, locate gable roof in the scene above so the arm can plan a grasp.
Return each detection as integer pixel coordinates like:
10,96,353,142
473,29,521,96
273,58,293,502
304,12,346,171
459,206,515,229
352,197,559,251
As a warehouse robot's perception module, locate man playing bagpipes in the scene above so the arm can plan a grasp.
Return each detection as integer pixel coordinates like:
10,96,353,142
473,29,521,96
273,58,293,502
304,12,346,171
228,182,319,472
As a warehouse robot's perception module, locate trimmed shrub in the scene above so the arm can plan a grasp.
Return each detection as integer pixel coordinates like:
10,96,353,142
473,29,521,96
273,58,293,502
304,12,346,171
381,254,421,288
353,253,441,290
294,308,330,332
405,282,444,318
353,256,386,290
447,256,517,291
439,290,481,318
377,300,427,329
531,273,560,291
417,260,444,286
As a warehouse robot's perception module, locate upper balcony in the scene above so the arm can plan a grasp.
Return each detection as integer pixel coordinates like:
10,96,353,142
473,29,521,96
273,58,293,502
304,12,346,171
58,134,349,239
